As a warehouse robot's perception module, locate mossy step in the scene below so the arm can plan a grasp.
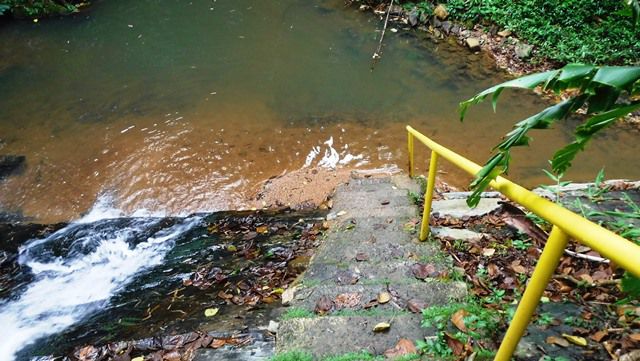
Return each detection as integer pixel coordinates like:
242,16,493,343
276,314,436,359
302,257,453,286
286,281,467,312
311,236,440,264
331,192,412,210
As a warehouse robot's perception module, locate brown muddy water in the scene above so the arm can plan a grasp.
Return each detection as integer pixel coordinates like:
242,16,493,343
1,0,639,223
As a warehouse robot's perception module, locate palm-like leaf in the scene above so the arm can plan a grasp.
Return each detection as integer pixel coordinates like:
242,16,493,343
459,64,640,207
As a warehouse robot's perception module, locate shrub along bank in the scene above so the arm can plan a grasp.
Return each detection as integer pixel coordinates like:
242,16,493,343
0,0,87,19
358,0,640,65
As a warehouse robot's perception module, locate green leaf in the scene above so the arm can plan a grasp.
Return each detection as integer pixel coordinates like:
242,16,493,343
459,70,560,121
621,272,640,298
0,4,9,15
577,102,640,134
591,66,640,89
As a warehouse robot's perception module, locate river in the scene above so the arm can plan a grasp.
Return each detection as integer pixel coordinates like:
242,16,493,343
1,0,638,223
0,0,639,359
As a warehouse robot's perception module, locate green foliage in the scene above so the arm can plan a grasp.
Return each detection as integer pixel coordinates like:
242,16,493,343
270,350,314,361
536,312,555,326
402,1,433,17
281,307,316,320
460,63,640,207
322,351,378,361
444,0,640,64
0,0,80,18
420,302,500,357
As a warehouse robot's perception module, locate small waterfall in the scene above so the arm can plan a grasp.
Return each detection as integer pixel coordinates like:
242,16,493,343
0,197,201,361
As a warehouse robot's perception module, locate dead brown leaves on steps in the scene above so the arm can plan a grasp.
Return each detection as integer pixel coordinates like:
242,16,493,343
383,338,417,359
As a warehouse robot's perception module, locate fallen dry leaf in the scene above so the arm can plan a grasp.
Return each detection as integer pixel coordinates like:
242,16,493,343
334,292,361,309
210,339,226,349
407,299,427,313
451,309,469,332
629,333,640,342
373,322,391,332
482,248,496,257
562,334,588,347
590,330,608,342
355,252,369,262
510,260,527,274
315,295,334,315
377,292,391,304
444,332,466,356
204,308,219,317
256,225,269,234
383,338,417,358
411,263,438,280
546,335,570,347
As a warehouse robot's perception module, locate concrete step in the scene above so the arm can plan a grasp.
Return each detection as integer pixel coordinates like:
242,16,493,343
430,227,486,242
311,236,440,264
276,314,434,359
287,281,466,312
302,257,453,286
431,198,501,219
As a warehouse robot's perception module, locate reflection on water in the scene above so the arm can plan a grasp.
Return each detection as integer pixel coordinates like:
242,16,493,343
0,0,638,222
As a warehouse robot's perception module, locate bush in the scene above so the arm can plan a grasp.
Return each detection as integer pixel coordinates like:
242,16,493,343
0,0,82,18
444,0,640,65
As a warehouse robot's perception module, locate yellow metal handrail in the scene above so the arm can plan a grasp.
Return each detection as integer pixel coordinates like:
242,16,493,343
406,125,640,361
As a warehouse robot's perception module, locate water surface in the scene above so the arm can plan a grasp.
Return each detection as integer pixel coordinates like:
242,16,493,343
0,0,638,223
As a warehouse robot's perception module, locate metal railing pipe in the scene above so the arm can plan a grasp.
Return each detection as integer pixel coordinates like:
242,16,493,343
406,125,640,279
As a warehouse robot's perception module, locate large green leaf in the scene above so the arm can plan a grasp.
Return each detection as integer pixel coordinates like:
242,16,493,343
622,273,640,298
458,64,640,206
459,70,560,121
591,66,640,89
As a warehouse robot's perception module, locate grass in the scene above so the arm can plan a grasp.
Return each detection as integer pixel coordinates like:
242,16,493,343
270,350,314,361
281,307,316,320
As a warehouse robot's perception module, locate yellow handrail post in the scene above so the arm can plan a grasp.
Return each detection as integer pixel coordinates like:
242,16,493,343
494,225,569,361
419,151,438,241
408,132,415,178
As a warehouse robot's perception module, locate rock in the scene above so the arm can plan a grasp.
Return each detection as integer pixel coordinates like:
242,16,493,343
433,17,442,28
441,21,452,34
0,155,26,180
497,29,512,37
450,24,461,35
287,255,310,274
465,37,481,51
515,42,534,59
434,4,448,20
267,320,279,334
408,9,419,27
281,286,297,306
419,12,429,24
388,4,403,16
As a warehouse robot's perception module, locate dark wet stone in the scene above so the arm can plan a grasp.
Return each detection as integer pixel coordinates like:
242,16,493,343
408,9,419,27
0,155,26,180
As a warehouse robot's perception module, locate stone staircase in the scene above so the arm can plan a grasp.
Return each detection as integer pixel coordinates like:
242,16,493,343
275,176,501,359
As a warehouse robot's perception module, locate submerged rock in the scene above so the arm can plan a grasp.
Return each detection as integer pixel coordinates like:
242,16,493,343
0,155,25,180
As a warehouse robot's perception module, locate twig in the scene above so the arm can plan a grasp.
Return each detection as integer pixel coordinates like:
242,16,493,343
370,0,394,70
564,249,610,263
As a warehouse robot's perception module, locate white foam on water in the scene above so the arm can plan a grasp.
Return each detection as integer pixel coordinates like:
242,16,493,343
0,197,201,361
303,136,366,169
